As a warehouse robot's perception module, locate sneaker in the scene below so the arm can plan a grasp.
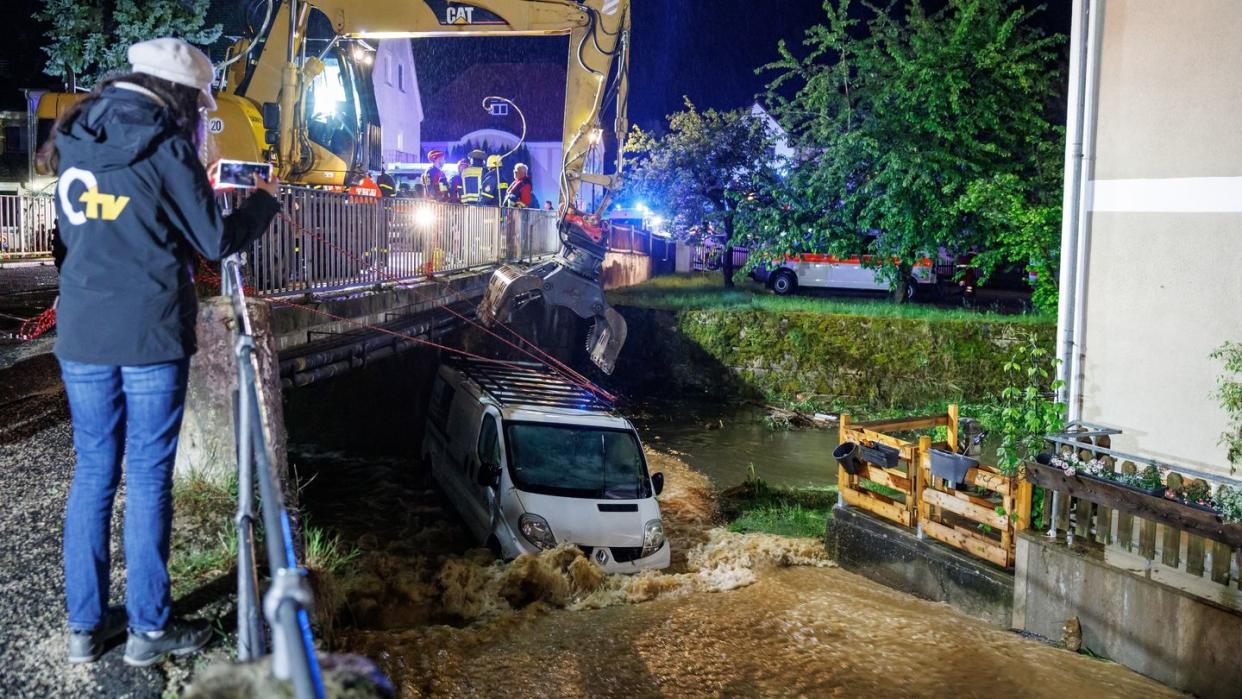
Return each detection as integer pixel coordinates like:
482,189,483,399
122,618,212,667
67,606,128,663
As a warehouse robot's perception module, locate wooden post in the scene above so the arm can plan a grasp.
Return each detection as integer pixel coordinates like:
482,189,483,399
1074,497,1093,539
1052,490,1070,539
946,403,959,451
1094,506,1113,545
918,435,932,535
1186,536,1206,577
1210,541,1232,585
1161,525,1182,569
1139,517,1157,561
1015,477,1033,532
838,413,851,504
1116,461,1137,550
906,435,921,526
1002,479,1015,563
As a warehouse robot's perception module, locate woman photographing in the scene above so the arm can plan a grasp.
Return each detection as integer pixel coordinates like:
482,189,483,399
39,37,280,666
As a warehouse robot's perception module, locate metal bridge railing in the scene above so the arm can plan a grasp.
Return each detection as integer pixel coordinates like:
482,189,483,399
0,194,56,260
222,252,325,699
244,187,561,297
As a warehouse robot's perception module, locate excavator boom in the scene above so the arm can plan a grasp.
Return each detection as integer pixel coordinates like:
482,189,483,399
243,0,632,373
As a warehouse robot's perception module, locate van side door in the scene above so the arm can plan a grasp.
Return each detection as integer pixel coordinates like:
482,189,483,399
467,410,504,537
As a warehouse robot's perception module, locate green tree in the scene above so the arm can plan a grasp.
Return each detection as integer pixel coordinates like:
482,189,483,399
622,99,781,287
760,0,1064,308
38,0,222,89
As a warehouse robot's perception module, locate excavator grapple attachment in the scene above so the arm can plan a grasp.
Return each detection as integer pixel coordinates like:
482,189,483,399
479,233,628,375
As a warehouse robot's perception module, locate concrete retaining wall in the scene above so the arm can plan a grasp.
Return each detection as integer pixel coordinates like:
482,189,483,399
825,506,1015,627
1013,532,1242,698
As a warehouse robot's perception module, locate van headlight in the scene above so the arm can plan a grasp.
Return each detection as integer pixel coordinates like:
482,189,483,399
642,519,666,558
518,513,556,550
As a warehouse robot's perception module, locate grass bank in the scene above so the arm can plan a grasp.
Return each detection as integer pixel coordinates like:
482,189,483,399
607,273,1055,416
718,476,838,539
609,273,1052,325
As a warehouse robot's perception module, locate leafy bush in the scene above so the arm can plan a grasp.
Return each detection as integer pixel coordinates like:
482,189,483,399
995,338,1064,476
1211,342,1242,473
1216,486,1242,524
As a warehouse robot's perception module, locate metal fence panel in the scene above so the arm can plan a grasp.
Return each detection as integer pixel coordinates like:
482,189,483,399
242,188,564,297
0,195,56,260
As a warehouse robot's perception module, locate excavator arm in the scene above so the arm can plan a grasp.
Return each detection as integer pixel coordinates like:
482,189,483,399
238,0,632,372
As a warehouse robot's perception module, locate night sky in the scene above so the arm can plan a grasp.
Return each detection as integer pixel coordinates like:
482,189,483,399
3,0,1071,127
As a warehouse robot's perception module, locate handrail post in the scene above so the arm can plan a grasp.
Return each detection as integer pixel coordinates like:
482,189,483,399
222,245,324,698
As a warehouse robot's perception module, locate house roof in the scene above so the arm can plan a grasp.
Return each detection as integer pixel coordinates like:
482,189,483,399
421,63,566,142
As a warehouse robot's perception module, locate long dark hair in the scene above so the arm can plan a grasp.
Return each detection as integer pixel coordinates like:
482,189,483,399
37,72,204,175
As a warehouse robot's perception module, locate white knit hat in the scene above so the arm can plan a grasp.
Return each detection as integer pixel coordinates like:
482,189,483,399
128,37,217,111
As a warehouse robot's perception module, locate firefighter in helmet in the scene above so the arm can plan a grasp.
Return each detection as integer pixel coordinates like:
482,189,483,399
481,154,506,207
422,149,450,201
460,149,486,205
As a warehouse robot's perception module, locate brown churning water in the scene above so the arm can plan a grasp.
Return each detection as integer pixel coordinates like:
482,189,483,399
322,450,1177,698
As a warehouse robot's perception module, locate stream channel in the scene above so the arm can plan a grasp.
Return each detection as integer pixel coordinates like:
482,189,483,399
292,395,1177,698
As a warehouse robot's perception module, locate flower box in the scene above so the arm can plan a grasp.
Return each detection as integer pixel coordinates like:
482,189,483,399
1024,458,1242,549
930,449,977,483
860,442,900,469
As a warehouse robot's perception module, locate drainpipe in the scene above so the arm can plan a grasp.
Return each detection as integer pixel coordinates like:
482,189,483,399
1051,0,1103,535
1067,0,1105,423
1055,0,1090,407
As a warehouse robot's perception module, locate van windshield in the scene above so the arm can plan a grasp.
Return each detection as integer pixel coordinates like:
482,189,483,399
504,422,651,499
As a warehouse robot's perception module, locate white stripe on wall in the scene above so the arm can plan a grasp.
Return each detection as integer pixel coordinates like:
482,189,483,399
1088,177,1242,213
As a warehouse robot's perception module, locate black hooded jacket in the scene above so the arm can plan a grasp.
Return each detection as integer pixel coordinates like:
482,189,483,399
53,85,279,366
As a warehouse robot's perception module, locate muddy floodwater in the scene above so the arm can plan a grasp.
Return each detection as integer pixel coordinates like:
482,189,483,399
297,444,1177,698
632,402,839,488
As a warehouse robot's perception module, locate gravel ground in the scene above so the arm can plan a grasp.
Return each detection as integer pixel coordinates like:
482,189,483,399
0,263,59,369
0,354,229,697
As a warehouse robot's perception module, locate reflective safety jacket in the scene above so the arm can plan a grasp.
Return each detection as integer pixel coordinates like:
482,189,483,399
460,165,484,204
481,168,504,206
422,166,449,201
376,172,396,197
505,175,535,208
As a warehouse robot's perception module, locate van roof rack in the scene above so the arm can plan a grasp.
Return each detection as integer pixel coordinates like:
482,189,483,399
452,358,614,413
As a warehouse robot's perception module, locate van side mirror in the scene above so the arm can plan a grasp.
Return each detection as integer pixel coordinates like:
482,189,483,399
477,462,500,488
261,102,280,130
651,472,664,496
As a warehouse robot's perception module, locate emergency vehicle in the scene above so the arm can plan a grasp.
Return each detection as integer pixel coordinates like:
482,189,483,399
750,254,942,299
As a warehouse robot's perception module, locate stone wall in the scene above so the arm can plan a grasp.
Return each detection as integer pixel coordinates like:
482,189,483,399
610,306,1055,410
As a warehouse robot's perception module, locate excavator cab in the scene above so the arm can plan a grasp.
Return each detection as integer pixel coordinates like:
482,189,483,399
478,210,627,374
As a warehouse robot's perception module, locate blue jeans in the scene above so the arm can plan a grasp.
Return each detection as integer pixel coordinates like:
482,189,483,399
59,358,190,633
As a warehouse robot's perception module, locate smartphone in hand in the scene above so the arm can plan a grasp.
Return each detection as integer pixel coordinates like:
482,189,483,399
214,160,274,189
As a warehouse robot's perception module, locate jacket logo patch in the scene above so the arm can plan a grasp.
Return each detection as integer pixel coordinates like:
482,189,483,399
58,167,130,225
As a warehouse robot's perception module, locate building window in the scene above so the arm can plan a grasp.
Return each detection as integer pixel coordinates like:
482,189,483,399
398,64,405,93
385,57,393,86
488,102,509,117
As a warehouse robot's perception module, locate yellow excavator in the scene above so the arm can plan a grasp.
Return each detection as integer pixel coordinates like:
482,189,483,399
36,0,632,372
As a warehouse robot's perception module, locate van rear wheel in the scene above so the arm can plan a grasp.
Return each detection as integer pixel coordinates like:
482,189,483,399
771,270,797,296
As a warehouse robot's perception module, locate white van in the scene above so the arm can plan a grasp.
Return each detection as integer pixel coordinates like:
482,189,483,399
422,359,670,572
751,253,938,298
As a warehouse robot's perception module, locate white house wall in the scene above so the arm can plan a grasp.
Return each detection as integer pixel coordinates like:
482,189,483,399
1080,0,1242,475
373,40,422,165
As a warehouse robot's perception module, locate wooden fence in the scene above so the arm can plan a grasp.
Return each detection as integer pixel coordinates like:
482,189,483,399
838,405,1031,568
1026,431,1242,600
